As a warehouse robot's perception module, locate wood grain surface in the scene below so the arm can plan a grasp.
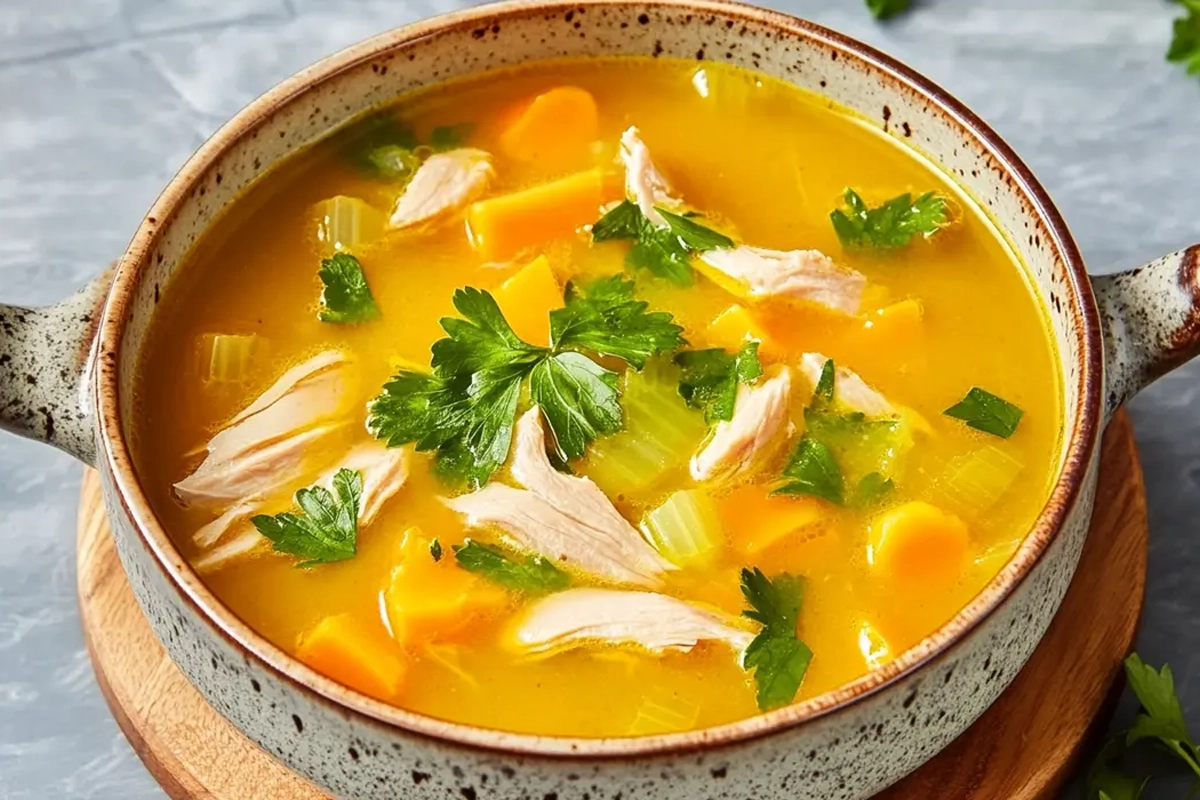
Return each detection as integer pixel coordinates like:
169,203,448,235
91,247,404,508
75,410,1148,800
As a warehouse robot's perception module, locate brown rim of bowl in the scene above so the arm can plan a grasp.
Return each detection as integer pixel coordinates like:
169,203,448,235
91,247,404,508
95,0,1102,760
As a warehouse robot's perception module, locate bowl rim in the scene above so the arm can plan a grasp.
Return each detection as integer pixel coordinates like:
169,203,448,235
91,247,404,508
95,0,1103,759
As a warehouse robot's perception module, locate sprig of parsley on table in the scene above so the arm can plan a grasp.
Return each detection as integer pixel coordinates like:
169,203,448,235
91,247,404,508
1086,653,1200,799
317,253,379,323
367,275,685,486
831,189,949,250
674,341,763,423
592,200,733,286
453,539,571,594
251,468,362,568
740,567,813,711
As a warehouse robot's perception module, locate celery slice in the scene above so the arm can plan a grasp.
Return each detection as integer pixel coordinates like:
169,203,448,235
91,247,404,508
200,334,263,384
314,195,385,255
936,445,1024,517
627,689,701,735
641,489,723,568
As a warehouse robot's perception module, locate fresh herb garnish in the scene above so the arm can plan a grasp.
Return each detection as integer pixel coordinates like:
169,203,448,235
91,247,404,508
1086,653,1200,799
429,123,475,151
674,341,763,423
830,189,949,250
943,387,1024,438
317,253,380,323
865,0,911,19
353,113,472,180
773,436,845,505
452,539,571,594
251,468,362,568
591,200,732,286
429,538,443,562
1168,0,1200,79
852,472,895,507
740,567,813,711
367,276,684,485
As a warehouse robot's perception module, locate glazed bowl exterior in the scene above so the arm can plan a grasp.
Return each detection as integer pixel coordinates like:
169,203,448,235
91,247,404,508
2,2,1198,798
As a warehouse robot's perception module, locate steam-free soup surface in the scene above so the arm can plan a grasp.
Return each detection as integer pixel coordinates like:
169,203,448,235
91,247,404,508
134,57,1061,737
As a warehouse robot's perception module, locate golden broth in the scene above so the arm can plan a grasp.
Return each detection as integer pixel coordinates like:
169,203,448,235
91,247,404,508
133,57,1061,737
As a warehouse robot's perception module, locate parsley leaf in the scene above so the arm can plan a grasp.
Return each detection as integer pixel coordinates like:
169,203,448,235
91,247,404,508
430,123,474,151
453,539,571,594
866,0,911,20
831,189,949,249
1124,654,1200,775
943,387,1024,438
852,472,895,507
740,568,812,711
1168,0,1200,78
352,113,472,180
430,538,443,562
529,352,622,459
591,200,731,286
317,253,380,323
1087,737,1150,800
550,275,687,369
674,341,762,423
251,469,362,568
773,436,845,504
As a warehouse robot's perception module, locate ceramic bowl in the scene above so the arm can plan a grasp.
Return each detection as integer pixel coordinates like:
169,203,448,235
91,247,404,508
2,2,1197,798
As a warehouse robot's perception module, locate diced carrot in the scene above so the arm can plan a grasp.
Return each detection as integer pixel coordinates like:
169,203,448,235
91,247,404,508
500,86,599,163
719,485,825,557
705,303,783,359
492,255,563,346
384,529,508,647
467,168,607,261
869,501,968,584
296,614,407,701
861,298,923,345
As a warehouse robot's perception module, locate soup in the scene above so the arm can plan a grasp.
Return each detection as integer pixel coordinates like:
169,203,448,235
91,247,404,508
133,57,1061,738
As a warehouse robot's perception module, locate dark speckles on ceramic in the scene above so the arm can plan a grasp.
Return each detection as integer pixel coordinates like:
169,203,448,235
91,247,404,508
0,1,1198,799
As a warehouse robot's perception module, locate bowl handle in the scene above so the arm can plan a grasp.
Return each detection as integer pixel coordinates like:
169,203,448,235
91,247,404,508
1093,245,1200,421
0,265,115,466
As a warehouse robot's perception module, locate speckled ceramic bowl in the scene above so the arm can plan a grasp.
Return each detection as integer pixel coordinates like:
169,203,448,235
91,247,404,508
1,2,1197,798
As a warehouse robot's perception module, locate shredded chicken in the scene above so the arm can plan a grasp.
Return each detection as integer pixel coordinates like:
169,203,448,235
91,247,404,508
507,588,755,656
193,530,265,575
699,246,866,315
445,408,672,588
619,127,678,227
798,352,896,417
175,351,349,509
388,148,493,229
691,369,793,482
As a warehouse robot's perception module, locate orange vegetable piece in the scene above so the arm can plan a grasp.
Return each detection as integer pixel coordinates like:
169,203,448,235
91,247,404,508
861,298,923,345
705,303,783,359
467,168,607,262
719,485,825,557
500,86,599,162
492,255,563,346
296,614,407,701
384,530,508,647
869,501,969,584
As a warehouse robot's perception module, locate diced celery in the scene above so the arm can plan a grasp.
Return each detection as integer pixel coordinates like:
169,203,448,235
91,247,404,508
936,445,1024,517
314,195,385,255
581,359,707,498
641,489,723,568
627,689,701,735
200,334,263,384
805,410,914,484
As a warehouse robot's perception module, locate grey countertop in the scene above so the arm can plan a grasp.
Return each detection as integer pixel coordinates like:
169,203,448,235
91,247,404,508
1,0,1197,797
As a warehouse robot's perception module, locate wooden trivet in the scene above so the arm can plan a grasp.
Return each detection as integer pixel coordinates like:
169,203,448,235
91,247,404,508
76,410,1148,800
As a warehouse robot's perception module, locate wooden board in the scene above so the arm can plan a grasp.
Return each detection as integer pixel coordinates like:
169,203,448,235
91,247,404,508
76,410,1148,800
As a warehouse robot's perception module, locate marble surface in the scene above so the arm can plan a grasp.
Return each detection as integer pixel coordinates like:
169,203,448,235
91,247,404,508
0,0,1197,797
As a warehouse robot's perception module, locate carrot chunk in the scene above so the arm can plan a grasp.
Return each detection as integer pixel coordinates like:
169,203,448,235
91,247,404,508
704,303,783,359
467,168,606,261
296,614,407,701
500,86,599,162
719,485,825,557
492,255,563,346
869,501,968,583
861,298,923,345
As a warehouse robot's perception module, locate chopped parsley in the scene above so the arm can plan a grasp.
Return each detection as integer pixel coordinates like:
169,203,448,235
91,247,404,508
351,113,473,181
317,253,380,323
429,123,475,151
251,468,362,568
367,276,684,485
1086,653,1200,799
674,341,763,423
830,189,949,249
429,538,443,562
591,200,732,286
943,387,1024,438
774,436,845,505
865,0,911,19
452,539,570,594
740,567,813,711
1168,0,1200,79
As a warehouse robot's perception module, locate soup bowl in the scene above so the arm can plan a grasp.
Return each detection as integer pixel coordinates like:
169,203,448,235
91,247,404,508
2,1,1197,798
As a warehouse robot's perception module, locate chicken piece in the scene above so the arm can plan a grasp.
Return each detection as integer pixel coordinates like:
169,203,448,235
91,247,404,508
388,148,494,229
507,588,755,656
174,351,350,508
445,408,672,588
798,352,895,417
690,369,792,483
619,127,679,227
699,246,866,315
192,529,265,574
